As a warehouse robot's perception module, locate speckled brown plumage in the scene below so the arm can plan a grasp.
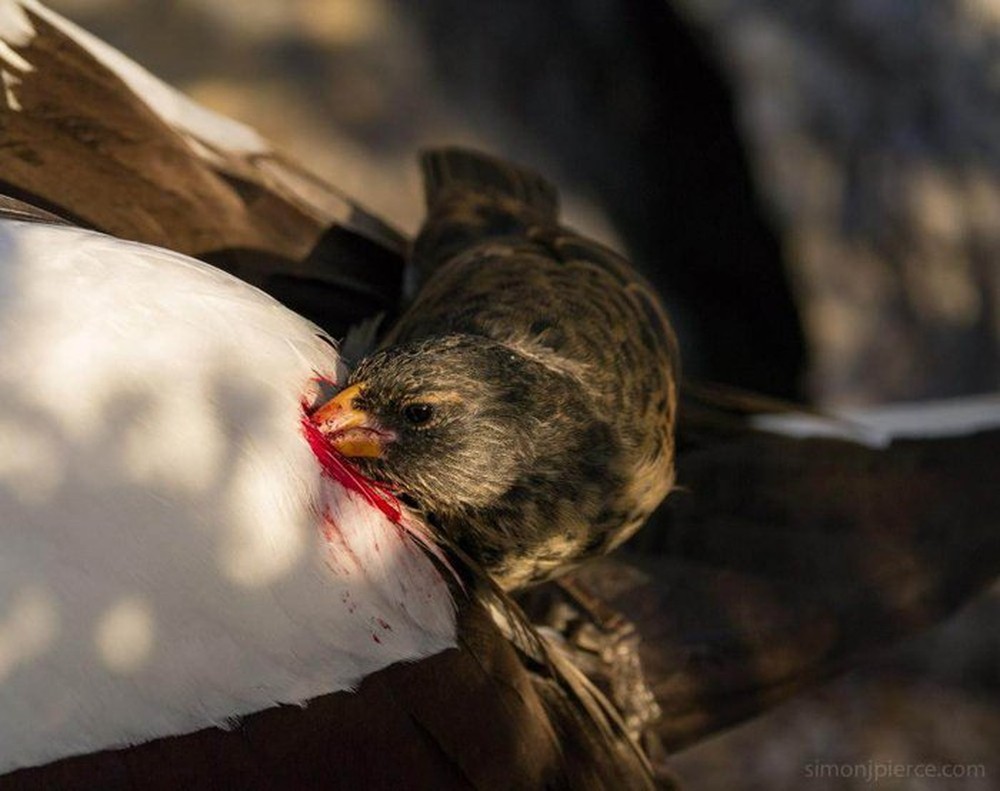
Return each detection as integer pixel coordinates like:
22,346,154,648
345,148,679,588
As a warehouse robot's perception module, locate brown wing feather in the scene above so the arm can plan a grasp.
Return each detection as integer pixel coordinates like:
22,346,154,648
0,10,404,336
572,414,1000,752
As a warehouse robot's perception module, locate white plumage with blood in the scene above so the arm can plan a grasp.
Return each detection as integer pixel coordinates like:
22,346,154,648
0,219,455,774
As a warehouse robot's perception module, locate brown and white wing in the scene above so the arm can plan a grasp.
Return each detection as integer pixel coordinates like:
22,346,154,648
0,0,404,336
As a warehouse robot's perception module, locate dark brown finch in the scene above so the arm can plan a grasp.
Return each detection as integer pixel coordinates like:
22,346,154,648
314,148,679,588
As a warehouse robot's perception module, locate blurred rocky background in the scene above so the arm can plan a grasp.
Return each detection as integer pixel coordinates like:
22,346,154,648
47,0,1000,787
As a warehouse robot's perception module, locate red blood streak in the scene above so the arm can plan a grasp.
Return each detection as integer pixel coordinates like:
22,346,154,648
301,393,463,589
321,515,339,543
376,618,392,631
301,405,402,523
372,634,382,644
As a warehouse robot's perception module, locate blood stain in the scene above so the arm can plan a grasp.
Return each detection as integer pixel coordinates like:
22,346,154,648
301,407,402,523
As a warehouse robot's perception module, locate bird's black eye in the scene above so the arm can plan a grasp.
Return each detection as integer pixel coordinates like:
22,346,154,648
402,403,435,426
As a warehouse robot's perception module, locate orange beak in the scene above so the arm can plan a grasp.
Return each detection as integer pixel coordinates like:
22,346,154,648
311,383,387,458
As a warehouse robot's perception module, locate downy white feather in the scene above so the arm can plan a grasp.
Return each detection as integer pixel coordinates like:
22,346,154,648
0,219,455,774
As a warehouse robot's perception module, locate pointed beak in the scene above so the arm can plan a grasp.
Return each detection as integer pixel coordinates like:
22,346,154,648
311,383,387,458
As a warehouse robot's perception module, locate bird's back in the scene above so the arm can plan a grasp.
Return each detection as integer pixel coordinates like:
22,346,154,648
394,148,679,568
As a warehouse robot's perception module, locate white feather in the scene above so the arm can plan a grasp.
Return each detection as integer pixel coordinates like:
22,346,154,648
753,393,1000,448
0,220,455,774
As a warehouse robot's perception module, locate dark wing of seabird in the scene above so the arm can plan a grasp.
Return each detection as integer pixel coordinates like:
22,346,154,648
524,388,1000,762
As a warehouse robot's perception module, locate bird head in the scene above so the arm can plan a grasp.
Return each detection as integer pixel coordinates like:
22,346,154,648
311,335,550,515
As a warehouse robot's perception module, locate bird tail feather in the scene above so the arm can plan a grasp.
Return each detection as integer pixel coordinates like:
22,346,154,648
419,147,559,222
